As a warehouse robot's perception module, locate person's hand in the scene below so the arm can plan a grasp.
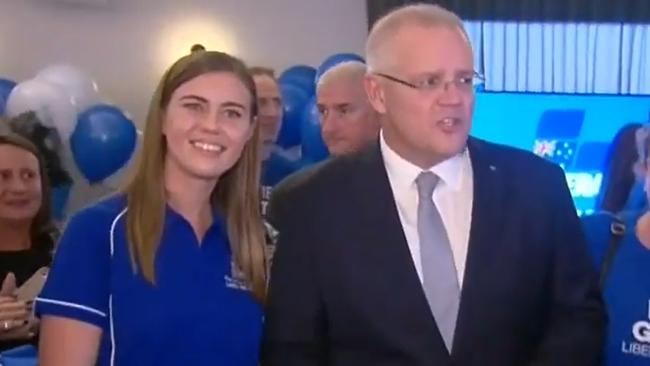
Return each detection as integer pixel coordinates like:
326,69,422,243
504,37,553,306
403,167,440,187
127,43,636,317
0,273,33,341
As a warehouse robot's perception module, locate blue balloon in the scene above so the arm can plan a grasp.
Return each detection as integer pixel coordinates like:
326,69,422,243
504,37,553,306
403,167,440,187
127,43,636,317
71,104,137,183
279,65,317,97
0,78,17,116
315,53,365,84
300,96,329,162
276,83,309,148
51,184,71,221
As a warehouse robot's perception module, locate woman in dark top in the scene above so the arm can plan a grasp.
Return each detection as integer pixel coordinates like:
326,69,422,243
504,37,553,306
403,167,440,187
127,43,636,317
0,133,54,350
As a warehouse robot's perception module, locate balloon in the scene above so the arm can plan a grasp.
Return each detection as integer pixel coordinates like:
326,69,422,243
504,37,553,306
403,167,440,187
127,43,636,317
276,83,309,148
0,78,17,116
102,128,142,189
51,184,72,221
36,64,100,112
300,96,329,162
71,104,137,183
315,53,365,84
5,79,77,136
279,65,317,96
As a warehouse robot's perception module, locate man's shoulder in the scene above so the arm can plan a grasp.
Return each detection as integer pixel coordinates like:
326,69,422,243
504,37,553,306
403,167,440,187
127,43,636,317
470,137,564,178
273,151,370,199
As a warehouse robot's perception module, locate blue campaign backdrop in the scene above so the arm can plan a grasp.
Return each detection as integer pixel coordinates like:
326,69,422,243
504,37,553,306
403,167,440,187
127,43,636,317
471,91,650,215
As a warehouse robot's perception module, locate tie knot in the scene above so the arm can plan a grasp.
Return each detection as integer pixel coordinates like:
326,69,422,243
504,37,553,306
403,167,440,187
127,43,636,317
415,171,440,198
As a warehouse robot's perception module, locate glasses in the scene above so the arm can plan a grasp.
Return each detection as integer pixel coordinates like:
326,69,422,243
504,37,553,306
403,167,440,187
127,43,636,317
374,71,485,93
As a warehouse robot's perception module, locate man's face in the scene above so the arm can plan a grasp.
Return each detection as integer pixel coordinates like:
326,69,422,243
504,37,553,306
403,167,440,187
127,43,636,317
253,74,283,158
317,77,379,155
365,24,475,168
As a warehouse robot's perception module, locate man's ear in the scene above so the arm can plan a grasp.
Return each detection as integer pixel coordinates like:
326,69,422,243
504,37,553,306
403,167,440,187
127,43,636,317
364,74,387,114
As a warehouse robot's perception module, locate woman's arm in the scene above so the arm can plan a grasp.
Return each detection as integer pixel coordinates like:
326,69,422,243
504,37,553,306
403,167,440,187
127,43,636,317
39,315,102,366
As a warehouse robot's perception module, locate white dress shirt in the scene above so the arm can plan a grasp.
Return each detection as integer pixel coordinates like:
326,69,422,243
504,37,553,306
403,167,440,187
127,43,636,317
380,130,474,287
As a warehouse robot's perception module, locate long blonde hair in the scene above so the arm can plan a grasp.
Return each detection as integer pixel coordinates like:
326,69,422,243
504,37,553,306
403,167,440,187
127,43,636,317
124,51,267,302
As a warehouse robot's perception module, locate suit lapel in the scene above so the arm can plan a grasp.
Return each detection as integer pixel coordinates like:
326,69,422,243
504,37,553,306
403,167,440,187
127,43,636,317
351,143,447,354
451,137,507,360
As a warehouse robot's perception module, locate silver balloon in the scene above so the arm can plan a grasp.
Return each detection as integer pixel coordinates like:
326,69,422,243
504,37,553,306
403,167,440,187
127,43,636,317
5,78,78,140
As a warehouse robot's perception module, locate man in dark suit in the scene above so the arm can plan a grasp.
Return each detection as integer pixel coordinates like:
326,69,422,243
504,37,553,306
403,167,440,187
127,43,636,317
262,4,606,366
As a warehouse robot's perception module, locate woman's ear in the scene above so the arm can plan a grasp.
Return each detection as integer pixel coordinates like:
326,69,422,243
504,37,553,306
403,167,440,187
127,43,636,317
246,116,258,141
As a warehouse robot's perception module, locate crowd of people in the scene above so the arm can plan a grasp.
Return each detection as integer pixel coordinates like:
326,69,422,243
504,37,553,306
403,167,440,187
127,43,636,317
0,2,647,365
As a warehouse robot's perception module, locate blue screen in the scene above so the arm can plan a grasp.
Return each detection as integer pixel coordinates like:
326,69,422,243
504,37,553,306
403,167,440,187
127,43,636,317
471,92,650,215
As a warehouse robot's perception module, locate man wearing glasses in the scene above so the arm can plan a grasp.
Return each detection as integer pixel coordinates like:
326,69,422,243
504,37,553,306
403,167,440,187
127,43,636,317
263,4,606,366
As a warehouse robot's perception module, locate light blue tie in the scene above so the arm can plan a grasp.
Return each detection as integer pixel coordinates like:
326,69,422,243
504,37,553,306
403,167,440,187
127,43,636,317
416,171,460,352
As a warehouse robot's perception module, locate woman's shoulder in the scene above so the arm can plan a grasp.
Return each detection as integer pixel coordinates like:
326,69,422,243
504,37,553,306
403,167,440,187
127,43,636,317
581,210,638,267
581,211,620,236
64,194,128,231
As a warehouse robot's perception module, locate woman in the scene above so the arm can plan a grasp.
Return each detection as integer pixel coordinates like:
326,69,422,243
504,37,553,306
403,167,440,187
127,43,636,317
0,133,54,350
36,51,267,365
596,123,644,214
583,123,650,365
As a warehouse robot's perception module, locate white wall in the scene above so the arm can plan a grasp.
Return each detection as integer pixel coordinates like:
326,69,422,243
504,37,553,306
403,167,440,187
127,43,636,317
0,0,367,215
0,0,368,126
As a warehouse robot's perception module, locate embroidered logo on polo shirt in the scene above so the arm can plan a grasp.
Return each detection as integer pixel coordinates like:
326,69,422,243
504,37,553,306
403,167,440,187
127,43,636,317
224,260,251,292
621,300,650,358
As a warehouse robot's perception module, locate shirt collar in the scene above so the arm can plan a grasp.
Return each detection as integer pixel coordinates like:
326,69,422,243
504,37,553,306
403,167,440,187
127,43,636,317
380,129,466,192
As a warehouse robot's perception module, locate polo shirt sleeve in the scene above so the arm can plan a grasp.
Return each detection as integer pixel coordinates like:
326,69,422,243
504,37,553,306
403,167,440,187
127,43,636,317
35,204,117,329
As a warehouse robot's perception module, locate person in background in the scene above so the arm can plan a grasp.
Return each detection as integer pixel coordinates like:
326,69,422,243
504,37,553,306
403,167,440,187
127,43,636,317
596,123,644,215
263,62,381,220
249,67,283,163
263,3,605,365
36,51,268,366
582,123,650,365
0,133,55,350
8,111,72,222
249,67,296,216
316,61,380,156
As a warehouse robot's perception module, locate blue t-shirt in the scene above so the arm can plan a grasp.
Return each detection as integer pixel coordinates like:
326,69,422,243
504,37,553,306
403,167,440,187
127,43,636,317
261,153,298,188
583,212,650,365
261,153,300,218
35,196,263,366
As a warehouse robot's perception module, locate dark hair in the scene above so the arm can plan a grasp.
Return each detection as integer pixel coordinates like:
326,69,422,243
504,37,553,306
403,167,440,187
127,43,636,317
597,123,643,213
190,44,206,53
8,111,72,188
0,132,56,254
248,66,277,80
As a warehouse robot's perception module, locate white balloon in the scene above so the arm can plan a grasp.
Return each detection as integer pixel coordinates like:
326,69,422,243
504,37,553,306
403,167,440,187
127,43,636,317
36,64,100,112
5,79,78,140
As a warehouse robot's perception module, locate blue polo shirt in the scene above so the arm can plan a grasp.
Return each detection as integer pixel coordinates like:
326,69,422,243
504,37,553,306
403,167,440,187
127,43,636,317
35,196,263,366
582,212,650,365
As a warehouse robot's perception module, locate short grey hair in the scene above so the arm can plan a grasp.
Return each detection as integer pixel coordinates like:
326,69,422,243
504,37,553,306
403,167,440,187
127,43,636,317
366,3,469,72
316,61,367,91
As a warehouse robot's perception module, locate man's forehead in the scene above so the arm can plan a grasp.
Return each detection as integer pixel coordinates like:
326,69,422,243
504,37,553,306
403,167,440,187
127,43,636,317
318,85,366,104
378,24,473,72
318,76,365,93
255,82,280,98
254,74,278,88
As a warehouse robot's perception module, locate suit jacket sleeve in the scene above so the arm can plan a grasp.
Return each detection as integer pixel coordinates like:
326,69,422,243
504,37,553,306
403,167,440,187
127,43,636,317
529,165,607,366
261,183,328,366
